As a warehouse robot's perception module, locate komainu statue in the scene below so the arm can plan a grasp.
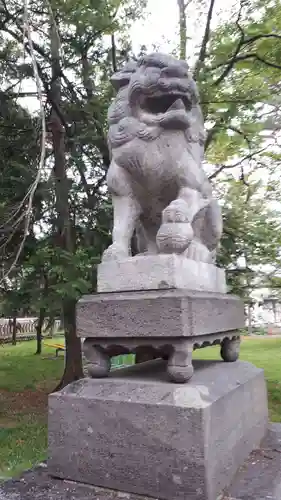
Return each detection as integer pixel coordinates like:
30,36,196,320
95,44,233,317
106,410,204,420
103,53,222,264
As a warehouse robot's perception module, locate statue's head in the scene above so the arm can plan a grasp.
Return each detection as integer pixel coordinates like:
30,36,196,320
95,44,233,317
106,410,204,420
108,53,204,149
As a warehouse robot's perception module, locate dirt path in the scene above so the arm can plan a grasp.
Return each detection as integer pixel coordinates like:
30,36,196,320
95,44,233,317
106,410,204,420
0,389,48,428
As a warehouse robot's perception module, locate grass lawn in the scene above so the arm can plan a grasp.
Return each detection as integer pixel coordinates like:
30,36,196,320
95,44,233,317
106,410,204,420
193,337,281,422
0,339,64,480
0,336,281,480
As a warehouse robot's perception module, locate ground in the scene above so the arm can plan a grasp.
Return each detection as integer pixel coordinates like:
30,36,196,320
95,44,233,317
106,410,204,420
0,336,281,481
0,339,64,480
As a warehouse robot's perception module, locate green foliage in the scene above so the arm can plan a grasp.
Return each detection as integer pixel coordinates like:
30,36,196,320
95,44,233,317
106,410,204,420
173,0,281,297
192,0,281,173
0,0,143,322
0,96,40,264
217,178,281,298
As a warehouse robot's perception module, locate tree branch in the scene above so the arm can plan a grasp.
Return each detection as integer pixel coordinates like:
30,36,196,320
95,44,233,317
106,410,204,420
244,33,281,45
212,0,246,87
111,33,117,72
193,0,216,80
214,52,281,74
0,0,47,283
240,165,250,189
212,12,281,87
0,3,111,195
205,109,234,150
227,124,251,147
208,147,268,180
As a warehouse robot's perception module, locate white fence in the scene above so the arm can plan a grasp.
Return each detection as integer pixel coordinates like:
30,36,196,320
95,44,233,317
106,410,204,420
0,317,61,342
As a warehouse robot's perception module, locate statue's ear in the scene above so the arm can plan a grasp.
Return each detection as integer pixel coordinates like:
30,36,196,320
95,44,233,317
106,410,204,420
110,61,137,91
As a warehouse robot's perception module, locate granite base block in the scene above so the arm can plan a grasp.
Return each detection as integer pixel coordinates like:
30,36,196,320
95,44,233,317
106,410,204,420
2,426,281,500
48,359,268,500
97,254,227,293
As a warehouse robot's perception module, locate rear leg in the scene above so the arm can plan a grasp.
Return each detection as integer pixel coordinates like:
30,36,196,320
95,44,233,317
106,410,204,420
139,222,159,255
191,199,222,263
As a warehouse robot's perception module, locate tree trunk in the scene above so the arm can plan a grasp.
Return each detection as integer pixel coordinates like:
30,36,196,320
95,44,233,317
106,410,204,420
247,303,252,335
272,301,277,324
49,15,83,390
46,316,55,338
12,312,17,345
55,299,83,392
177,0,187,60
35,308,45,355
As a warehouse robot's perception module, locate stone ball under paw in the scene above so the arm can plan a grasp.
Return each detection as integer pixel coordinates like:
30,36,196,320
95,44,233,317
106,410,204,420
156,222,194,253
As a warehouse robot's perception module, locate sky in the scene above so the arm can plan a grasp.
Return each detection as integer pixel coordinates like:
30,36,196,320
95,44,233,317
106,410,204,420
129,0,237,56
21,0,237,111
130,0,180,53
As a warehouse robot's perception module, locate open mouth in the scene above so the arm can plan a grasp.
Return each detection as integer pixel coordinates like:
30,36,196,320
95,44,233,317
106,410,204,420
140,93,191,115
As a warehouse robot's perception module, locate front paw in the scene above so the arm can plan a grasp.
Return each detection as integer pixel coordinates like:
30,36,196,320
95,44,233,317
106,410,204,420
102,243,130,262
162,200,190,223
184,240,212,263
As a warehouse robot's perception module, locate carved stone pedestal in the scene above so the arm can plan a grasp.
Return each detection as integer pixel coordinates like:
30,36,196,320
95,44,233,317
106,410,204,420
76,289,244,383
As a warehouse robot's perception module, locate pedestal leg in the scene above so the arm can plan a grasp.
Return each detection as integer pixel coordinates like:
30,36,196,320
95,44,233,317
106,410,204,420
220,337,240,362
167,343,194,383
83,339,111,378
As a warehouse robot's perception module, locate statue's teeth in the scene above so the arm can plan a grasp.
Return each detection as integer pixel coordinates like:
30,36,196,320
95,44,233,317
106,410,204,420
168,98,185,110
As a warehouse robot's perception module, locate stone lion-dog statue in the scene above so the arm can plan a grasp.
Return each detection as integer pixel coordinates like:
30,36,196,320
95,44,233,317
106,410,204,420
103,52,222,263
